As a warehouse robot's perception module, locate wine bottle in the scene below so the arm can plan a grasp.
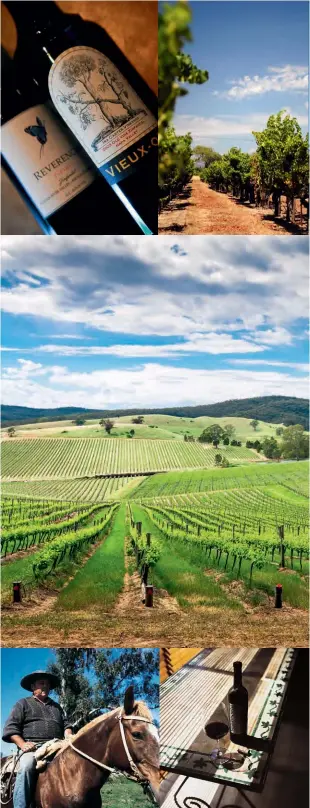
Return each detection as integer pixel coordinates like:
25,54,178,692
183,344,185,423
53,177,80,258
228,661,248,737
1,49,142,235
5,1,158,235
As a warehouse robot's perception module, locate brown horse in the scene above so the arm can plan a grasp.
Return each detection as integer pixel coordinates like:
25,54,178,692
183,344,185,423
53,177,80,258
2,687,160,808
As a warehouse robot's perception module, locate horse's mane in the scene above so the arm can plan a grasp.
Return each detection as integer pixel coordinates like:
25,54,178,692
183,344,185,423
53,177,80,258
73,700,153,740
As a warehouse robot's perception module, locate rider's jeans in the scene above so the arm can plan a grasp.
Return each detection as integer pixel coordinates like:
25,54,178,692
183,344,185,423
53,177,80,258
13,753,37,808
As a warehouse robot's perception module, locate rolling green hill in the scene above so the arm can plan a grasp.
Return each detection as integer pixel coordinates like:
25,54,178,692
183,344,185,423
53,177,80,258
1,395,308,428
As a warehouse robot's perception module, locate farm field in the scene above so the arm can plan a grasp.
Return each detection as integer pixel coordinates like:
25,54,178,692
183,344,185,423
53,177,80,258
1,437,259,481
1,475,145,502
1,456,308,648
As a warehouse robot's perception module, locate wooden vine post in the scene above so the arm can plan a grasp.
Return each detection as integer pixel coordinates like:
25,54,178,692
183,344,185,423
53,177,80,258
278,524,285,567
13,581,22,603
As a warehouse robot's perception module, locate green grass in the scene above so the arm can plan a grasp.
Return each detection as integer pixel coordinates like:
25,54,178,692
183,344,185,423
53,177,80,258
55,503,125,611
131,460,309,500
101,774,153,807
131,504,241,610
2,413,283,442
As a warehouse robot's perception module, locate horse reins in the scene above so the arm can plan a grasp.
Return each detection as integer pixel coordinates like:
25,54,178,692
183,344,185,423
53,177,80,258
68,712,156,782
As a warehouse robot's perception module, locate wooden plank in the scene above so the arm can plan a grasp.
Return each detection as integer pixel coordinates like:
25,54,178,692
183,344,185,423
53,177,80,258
160,648,203,682
160,648,257,750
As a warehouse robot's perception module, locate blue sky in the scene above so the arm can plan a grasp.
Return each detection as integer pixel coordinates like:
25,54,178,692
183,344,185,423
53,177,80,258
1,235,308,409
1,648,159,753
172,1,308,153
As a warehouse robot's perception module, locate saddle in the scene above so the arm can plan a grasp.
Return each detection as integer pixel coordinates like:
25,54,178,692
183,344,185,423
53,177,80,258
1,740,67,803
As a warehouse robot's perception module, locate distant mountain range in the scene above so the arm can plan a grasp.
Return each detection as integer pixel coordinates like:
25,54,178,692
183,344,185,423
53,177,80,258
1,397,308,429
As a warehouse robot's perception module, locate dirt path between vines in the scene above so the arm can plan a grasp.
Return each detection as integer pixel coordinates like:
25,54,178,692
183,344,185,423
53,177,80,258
2,603,308,648
115,565,180,616
158,177,303,236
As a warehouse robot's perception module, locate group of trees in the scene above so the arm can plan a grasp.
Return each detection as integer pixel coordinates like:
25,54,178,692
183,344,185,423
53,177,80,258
261,425,309,460
191,421,309,461
198,423,240,448
47,648,159,727
197,112,308,224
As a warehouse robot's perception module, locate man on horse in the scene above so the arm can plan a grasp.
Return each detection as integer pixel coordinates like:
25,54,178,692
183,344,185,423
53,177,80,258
2,671,73,808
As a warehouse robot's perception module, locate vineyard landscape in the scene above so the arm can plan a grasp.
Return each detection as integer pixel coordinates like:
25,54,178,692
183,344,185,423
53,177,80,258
1,409,309,648
158,2,309,235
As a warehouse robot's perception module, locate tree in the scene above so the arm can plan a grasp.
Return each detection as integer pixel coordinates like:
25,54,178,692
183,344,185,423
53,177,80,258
94,649,159,708
7,426,16,438
281,424,309,460
97,59,145,120
129,429,135,437
198,424,225,444
276,427,284,436
100,418,114,435
221,457,230,468
73,416,86,426
250,419,259,431
223,424,236,439
203,159,228,193
58,54,138,132
214,454,222,466
48,649,159,729
192,146,221,169
132,416,144,424
262,437,282,460
223,437,230,446
48,649,95,726
252,111,309,220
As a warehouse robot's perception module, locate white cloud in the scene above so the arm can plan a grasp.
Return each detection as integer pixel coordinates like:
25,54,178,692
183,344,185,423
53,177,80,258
223,65,308,100
4,333,266,357
1,362,308,410
2,359,48,379
1,236,308,341
174,110,308,144
228,359,309,372
249,327,294,346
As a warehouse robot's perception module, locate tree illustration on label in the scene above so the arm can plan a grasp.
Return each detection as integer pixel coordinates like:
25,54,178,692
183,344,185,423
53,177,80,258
57,52,147,153
24,117,47,156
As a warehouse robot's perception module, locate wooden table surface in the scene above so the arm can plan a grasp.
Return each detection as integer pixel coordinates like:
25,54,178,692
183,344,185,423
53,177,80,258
1,1,158,235
160,648,296,794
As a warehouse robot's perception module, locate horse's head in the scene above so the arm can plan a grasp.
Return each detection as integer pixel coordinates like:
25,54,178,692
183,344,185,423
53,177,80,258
106,686,160,801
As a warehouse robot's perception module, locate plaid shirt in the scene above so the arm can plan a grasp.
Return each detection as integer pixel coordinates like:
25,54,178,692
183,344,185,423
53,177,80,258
2,696,72,744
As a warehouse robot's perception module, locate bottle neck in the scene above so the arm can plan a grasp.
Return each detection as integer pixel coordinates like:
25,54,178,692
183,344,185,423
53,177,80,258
4,1,63,30
233,663,242,687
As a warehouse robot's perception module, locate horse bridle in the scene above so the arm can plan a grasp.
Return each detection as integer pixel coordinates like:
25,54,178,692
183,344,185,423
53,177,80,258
68,711,156,782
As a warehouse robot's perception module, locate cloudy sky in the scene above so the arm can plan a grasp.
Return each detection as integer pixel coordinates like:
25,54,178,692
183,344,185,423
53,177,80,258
174,1,308,153
1,235,308,410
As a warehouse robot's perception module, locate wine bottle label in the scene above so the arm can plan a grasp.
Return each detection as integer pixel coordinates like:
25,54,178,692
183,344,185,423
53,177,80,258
1,102,96,217
48,46,157,185
229,704,248,736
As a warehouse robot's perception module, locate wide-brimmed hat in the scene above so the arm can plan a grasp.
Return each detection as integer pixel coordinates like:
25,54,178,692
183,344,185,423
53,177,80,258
20,671,60,692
